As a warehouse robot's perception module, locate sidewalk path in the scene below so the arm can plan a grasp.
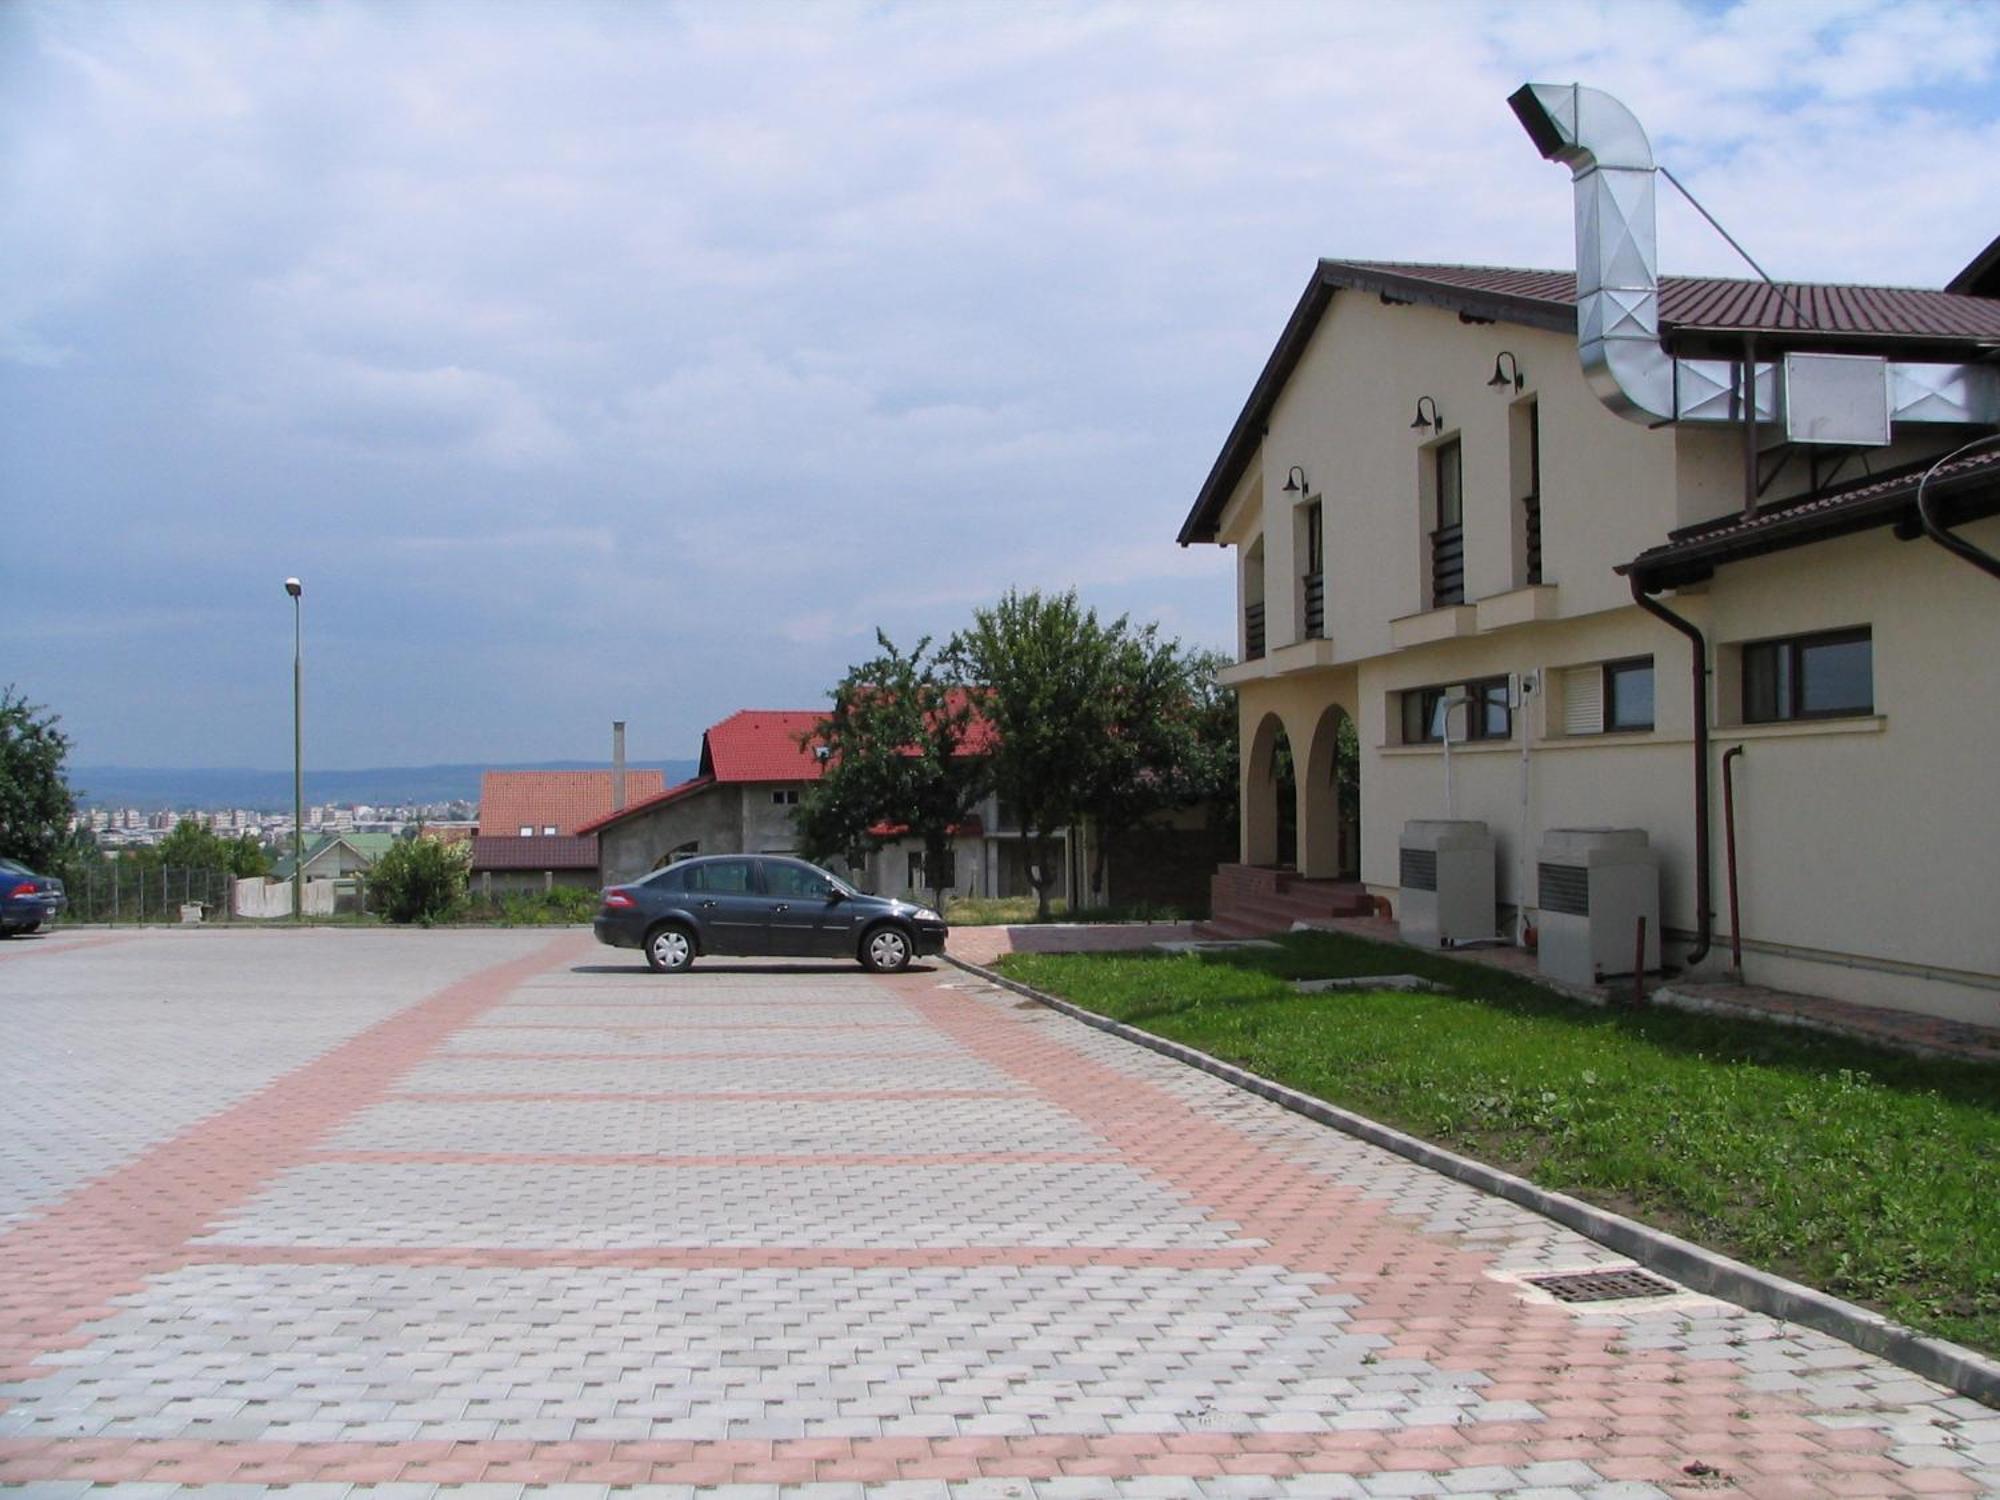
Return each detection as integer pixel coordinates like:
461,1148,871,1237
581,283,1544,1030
1,930,1993,1497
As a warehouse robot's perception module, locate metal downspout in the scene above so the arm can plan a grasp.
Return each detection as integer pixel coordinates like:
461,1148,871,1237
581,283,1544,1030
1628,576,1712,967
1916,434,2000,582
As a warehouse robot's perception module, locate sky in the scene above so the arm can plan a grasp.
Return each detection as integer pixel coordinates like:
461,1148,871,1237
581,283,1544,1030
5,0,1998,771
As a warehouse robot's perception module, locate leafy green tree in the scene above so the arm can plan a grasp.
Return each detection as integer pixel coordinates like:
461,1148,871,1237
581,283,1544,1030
227,832,270,878
798,632,987,909
0,686,77,870
365,837,470,924
947,590,1125,921
1076,638,1239,902
156,818,232,872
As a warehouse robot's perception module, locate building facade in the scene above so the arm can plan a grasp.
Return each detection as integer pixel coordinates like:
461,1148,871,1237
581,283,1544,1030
1181,242,2000,1022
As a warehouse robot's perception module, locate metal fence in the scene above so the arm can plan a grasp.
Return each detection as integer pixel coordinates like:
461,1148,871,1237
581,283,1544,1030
61,865,240,925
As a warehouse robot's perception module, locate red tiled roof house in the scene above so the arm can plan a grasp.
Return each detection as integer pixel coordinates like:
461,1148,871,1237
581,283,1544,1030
470,767,665,896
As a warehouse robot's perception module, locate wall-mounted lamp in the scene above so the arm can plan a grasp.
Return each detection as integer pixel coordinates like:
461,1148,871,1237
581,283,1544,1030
1281,465,1307,494
1487,350,1524,392
1410,396,1443,434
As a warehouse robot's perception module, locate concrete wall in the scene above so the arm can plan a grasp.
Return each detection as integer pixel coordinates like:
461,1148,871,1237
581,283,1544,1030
741,785,807,854
475,868,599,898
598,786,748,886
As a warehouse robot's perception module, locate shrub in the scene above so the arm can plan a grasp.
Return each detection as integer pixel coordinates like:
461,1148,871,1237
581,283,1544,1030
365,837,471,924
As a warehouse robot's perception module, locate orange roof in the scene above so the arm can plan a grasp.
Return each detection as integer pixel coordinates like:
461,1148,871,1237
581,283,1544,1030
699,710,829,784
479,769,667,837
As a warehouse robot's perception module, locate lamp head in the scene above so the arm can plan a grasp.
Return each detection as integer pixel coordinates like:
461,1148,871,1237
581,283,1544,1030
284,577,303,598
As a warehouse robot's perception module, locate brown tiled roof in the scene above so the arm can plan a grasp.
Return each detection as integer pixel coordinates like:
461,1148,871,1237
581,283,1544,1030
1621,447,2000,589
478,769,666,837
468,834,600,872
1179,258,2000,546
1335,261,2000,345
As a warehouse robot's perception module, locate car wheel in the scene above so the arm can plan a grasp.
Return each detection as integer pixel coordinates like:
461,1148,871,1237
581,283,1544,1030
861,924,912,973
645,924,695,973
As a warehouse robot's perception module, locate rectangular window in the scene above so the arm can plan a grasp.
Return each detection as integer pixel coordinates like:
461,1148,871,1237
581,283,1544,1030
1436,440,1462,529
1467,676,1511,741
541,824,557,836
518,825,533,837
1521,404,1542,586
1604,657,1655,732
1743,628,1873,722
1430,439,1465,608
1401,685,1447,745
1302,500,1325,639
771,789,799,805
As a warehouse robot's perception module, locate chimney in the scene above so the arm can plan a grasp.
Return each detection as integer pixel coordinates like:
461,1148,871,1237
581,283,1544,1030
612,721,627,810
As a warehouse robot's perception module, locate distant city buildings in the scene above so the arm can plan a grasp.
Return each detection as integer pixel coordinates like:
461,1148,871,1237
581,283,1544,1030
72,799,478,852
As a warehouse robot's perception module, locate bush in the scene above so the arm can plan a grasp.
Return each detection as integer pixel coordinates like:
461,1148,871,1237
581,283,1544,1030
365,838,470,924
480,887,598,925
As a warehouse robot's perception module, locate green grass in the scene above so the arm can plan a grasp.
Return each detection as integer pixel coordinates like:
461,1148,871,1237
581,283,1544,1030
941,894,1194,927
995,931,2000,1357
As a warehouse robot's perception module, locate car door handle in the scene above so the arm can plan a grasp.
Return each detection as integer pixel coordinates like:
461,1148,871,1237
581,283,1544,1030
698,899,716,909
773,903,790,913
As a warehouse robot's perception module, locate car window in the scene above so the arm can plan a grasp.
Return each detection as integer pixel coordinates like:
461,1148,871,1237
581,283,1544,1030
643,865,684,891
762,860,835,900
684,859,755,895
0,858,26,875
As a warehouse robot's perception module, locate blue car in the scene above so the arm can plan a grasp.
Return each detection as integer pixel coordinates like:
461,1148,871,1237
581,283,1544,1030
0,857,66,936
594,853,947,973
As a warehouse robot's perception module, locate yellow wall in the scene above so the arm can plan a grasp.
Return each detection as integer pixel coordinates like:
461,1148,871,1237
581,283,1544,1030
1217,286,2000,1024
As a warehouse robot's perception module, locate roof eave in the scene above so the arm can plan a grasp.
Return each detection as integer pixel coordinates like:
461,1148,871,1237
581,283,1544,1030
1177,261,1575,548
1622,466,2000,591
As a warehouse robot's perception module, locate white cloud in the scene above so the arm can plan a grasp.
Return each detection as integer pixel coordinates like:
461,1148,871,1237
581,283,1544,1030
3,0,1996,766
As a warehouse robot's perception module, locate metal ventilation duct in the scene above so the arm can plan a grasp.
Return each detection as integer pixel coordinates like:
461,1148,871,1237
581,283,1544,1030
1508,82,1999,440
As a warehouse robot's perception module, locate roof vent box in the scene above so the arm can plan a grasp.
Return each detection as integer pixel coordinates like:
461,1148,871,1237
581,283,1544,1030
1536,827,1660,986
1398,819,1495,949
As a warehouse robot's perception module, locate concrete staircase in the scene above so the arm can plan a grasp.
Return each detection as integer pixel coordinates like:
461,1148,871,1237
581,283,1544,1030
1203,863,1374,937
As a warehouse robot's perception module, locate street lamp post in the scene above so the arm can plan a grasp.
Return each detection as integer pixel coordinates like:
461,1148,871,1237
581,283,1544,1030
285,578,304,923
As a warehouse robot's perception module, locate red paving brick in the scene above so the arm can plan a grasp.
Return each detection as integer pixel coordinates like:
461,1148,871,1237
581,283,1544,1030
0,929,1991,1495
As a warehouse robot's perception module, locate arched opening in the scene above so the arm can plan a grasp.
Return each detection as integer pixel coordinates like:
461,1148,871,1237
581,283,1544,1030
1244,712,1296,868
1302,703,1361,880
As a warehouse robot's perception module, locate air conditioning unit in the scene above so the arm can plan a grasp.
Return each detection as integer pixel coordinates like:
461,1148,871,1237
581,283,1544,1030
1536,828,1660,986
1398,819,1495,948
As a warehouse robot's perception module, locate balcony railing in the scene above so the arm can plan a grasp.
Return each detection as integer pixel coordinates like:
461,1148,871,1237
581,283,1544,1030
1302,572,1325,639
1430,524,1465,608
1522,493,1543,586
1244,601,1266,661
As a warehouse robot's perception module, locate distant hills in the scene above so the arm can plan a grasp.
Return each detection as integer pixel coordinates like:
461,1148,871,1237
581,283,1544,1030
69,760,703,812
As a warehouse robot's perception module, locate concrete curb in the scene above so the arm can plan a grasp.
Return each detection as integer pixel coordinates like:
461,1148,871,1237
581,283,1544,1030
948,953,2000,1410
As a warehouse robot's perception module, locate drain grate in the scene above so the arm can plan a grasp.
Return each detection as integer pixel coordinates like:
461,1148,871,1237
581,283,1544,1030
1526,1267,1679,1303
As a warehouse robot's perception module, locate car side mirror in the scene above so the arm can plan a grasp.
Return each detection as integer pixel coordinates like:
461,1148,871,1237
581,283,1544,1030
823,887,844,903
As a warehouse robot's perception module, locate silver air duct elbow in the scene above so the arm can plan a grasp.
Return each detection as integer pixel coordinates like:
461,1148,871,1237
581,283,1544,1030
1509,83,1675,425
1510,82,1999,437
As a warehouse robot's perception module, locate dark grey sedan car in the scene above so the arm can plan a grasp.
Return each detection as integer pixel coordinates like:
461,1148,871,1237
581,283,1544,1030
593,854,947,973
0,857,65,937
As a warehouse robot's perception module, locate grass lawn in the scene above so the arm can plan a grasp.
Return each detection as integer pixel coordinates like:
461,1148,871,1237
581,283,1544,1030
941,895,1195,927
994,931,2000,1358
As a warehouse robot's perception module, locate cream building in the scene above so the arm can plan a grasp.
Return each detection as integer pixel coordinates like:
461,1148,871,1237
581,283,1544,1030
1178,90,2000,1026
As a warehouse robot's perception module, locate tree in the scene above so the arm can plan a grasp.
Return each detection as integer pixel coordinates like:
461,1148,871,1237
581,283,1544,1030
1076,639,1239,902
797,632,987,909
947,590,1126,921
0,686,77,870
365,837,470,924
155,818,232,872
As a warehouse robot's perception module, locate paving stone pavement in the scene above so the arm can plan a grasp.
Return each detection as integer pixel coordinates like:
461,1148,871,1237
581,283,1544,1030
1,929,1994,1498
